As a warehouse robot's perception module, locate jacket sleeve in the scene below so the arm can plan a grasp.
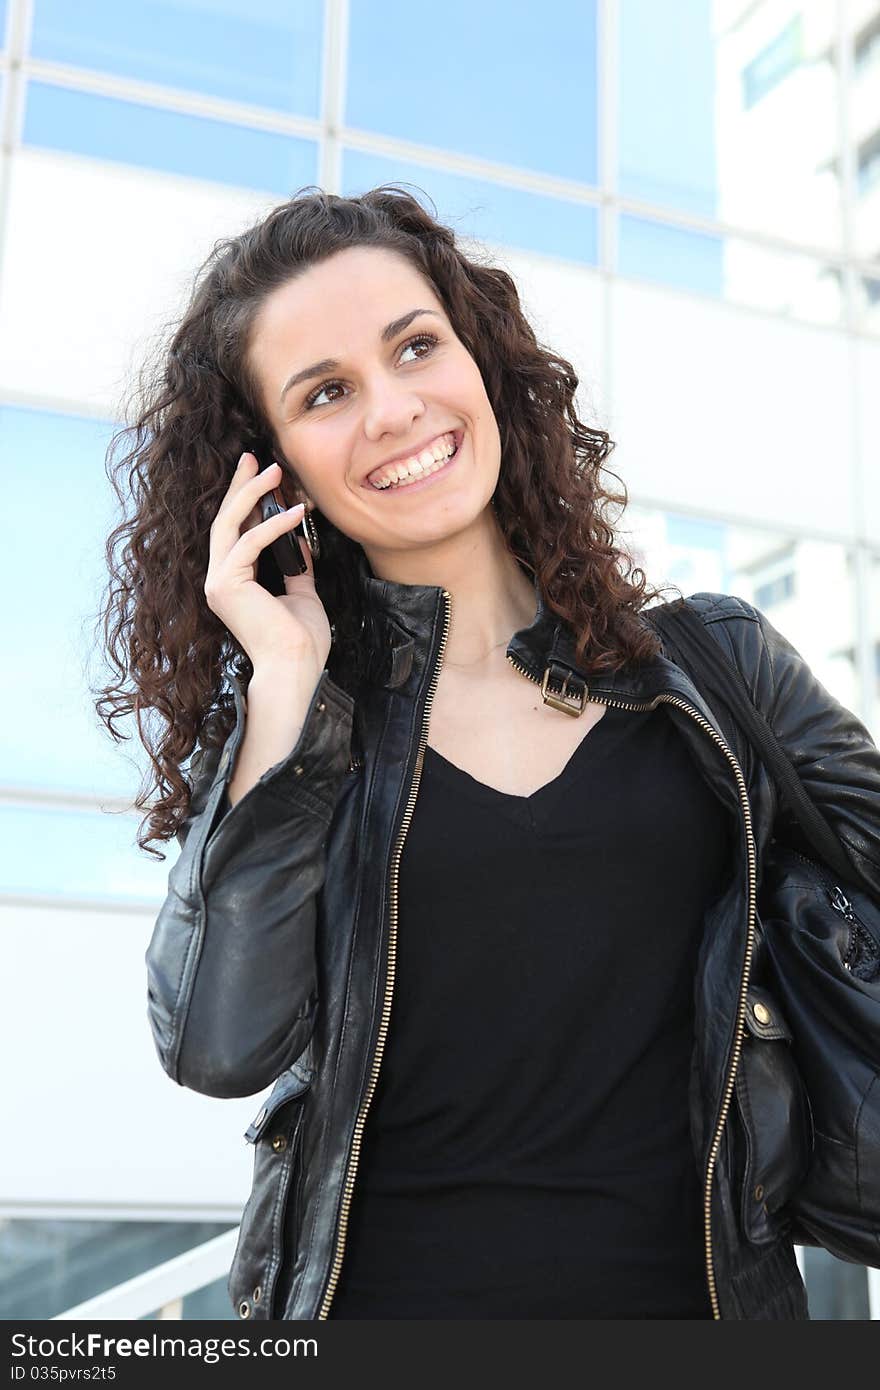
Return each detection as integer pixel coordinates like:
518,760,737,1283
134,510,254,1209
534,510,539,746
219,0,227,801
748,601,880,901
144,667,354,1099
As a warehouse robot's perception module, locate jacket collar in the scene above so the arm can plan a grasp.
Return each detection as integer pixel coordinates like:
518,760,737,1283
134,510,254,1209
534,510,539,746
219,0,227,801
353,545,706,714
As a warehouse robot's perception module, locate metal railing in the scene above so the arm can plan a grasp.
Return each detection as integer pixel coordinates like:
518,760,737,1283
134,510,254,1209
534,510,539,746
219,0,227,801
52,1228,239,1321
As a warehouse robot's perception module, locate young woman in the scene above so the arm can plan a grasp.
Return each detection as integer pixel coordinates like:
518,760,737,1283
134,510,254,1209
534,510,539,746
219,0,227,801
95,185,880,1319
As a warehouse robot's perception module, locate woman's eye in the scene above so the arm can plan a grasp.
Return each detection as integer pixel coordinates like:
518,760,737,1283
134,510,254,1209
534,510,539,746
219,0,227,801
302,333,439,411
304,380,344,410
400,333,438,362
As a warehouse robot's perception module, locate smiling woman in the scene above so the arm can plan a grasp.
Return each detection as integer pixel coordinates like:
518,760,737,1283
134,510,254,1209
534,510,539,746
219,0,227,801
92,182,670,859
243,242,504,568
89,183,825,1325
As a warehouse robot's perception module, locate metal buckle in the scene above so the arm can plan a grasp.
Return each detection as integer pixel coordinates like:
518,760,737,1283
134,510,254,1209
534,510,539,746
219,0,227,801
540,662,588,716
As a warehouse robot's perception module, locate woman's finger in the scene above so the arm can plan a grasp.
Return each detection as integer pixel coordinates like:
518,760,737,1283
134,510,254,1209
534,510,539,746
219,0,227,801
230,501,306,569
211,457,286,551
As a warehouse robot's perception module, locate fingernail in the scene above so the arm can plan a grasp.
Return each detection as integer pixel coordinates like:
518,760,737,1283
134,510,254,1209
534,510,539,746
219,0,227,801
237,451,250,468
287,502,305,513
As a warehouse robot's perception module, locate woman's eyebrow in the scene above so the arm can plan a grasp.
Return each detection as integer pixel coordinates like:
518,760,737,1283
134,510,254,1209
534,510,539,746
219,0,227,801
278,308,443,404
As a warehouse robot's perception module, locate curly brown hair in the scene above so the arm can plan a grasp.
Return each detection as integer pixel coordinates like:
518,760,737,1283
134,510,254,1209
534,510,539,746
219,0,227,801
91,183,679,861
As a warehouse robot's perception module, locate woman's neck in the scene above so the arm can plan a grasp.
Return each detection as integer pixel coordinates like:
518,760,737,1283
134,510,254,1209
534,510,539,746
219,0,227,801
363,508,538,668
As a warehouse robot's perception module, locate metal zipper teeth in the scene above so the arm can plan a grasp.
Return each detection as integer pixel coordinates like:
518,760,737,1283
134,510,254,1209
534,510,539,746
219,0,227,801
846,920,880,969
506,650,757,1321
786,846,880,969
786,845,848,898
317,588,454,1320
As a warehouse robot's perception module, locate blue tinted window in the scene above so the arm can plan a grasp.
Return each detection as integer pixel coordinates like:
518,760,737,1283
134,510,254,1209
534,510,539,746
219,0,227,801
343,152,599,266
858,135,880,196
0,1221,234,1321
0,804,174,905
0,406,149,797
742,15,803,110
662,514,731,593
23,82,317,192
0,2,8,50
855,17,880,74
618,215,722,296
618,0,717,218
665,515,727,553
754,572,796,608
346,0,598,184
29,0,323,115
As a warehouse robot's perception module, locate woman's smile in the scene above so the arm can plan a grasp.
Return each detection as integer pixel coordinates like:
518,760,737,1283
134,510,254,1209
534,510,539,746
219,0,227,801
363,429,464,496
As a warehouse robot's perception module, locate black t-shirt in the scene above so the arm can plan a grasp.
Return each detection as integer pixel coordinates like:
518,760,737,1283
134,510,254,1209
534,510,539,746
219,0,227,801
327,702,735,1319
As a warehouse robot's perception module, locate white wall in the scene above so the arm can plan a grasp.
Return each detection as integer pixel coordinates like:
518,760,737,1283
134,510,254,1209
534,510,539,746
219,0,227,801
0,148,273,416
0,901,265,1218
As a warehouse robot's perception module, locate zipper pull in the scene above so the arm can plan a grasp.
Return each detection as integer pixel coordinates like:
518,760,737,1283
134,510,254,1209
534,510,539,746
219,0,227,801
829,886,854,918
829,885,860,973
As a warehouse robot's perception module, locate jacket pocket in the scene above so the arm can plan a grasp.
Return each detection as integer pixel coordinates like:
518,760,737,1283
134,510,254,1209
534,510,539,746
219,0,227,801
734,984,814,1246
227,1062,313,1320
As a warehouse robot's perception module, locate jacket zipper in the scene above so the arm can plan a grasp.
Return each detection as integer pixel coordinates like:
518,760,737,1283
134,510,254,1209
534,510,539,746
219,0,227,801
317,588,455,1319
785,845,880,972
317,622,755,1321
505,651,758,1321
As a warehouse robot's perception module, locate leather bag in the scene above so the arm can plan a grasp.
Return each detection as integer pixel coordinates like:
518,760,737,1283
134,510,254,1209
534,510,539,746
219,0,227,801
644,597,880,1268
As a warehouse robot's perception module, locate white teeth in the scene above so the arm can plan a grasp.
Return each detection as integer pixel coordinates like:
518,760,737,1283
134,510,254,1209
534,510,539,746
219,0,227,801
369,434,457,489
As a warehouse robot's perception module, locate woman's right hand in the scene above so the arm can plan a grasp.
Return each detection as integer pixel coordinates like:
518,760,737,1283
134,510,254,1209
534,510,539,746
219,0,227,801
204,452,332,673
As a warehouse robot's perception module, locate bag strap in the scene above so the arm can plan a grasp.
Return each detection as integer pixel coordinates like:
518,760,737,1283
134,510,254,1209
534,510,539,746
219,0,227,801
643,598,856,885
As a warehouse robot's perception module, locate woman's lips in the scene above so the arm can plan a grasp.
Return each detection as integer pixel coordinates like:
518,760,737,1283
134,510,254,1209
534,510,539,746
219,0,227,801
367,430,464,497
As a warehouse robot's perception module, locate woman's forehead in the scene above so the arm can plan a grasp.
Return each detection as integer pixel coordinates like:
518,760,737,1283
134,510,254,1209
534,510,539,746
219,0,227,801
283,245,429,302
254,253,444,355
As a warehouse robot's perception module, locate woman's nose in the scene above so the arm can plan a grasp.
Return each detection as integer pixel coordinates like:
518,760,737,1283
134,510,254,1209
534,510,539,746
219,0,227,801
362,386,426,441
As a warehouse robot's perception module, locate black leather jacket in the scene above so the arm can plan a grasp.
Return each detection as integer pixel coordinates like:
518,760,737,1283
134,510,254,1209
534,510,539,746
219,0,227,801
145,559,880,1320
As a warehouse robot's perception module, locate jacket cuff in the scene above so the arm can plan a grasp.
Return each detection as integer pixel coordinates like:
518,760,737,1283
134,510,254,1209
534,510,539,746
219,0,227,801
216,668,355,822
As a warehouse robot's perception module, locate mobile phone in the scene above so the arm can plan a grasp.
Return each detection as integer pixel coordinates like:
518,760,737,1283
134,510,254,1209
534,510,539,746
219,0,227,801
249,443,310,582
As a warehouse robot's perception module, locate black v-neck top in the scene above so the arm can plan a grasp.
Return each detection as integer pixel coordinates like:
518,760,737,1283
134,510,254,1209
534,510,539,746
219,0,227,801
327,702,734,1319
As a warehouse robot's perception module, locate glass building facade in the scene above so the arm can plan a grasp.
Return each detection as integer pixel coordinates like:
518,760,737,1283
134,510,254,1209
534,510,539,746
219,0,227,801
1,0,878,1319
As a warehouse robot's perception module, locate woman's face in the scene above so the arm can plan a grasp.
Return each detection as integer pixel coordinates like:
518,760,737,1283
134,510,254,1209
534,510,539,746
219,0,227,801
247,245,501,565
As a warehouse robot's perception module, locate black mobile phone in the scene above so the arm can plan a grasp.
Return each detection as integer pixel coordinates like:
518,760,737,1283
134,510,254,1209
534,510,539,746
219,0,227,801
249,443,310,583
